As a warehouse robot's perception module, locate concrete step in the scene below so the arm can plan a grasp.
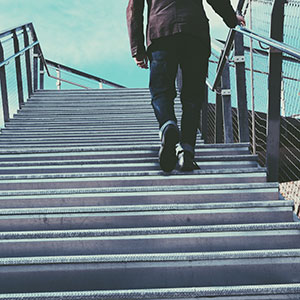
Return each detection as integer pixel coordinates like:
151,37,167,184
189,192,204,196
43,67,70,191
0,201,292,231
0,127,161,134
0,154,258,167
0,172,267,191
0,140,167,148
1,285,300,299
12,113,158,119
1,250,300,293
18,105,162,111
20,104,158,109
14,111,168,117
0,143,251,154
0,182,279,208
3,120,158,127
0,132,162,140
0,168,264,179
0,159,259,174
1,221,299,254
0,148,250,161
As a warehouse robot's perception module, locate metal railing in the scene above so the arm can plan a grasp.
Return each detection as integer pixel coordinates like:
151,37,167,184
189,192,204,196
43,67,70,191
200,0,300,211
0,22,125,126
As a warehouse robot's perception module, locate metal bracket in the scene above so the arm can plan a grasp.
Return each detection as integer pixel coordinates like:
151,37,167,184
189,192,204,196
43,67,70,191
270,46,282,54
33,53,39,58
39,70,45,74
221,89,231,96
234,55,245,63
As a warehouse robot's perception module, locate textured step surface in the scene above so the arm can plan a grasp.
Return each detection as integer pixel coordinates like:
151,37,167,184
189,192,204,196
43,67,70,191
0,88,298,298
0,221,298,257
1,250,300,293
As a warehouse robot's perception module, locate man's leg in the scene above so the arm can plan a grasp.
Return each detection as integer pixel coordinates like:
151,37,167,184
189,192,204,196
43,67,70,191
178,35,210,170
148,38,180,172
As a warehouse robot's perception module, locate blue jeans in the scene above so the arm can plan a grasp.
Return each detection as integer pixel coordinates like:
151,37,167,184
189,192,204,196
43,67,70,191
148,33,210,152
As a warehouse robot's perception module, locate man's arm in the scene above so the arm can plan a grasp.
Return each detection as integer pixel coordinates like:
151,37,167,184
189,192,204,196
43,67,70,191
206,0,242,28
127,0,147,65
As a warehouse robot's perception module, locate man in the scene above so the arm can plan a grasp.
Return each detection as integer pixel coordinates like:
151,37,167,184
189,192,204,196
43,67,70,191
127,0,245,172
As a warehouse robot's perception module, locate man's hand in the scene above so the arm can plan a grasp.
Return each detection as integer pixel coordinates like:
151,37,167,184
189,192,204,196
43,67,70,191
134,54,149,69
237,15,246,26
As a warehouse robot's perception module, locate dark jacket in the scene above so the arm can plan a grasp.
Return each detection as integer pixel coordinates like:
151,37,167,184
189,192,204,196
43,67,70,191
127,0,238,57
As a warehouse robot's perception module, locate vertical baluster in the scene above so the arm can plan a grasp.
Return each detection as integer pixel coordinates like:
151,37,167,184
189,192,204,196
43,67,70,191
33,45,38,91
221,62,234,143
56,68,61,90
266,0,285,182
215,83,223,143
23,25,33,98
0,41,9,123
13,30,24,108
201,84,208,143
39,58,44,90
234,32,250,143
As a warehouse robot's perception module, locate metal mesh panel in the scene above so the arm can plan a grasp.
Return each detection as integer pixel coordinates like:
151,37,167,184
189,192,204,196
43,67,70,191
283,0,300,48
280,180,300,214
245,0,274,37
204,0,300,205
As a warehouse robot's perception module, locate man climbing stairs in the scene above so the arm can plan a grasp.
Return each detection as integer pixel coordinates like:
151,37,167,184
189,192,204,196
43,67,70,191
0,88,299,299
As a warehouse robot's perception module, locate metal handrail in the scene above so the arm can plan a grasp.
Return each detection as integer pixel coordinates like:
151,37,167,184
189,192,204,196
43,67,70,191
211,25,300,91
235,26,300,60
45,59,126,89
0,40,39,68
211,29,235,90
0,22,32,39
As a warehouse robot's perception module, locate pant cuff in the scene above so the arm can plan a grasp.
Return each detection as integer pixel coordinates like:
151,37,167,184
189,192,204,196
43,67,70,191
159,120,177,140
176,143,194,156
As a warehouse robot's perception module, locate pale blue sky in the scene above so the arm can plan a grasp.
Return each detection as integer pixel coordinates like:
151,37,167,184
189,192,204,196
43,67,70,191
0,0,238,88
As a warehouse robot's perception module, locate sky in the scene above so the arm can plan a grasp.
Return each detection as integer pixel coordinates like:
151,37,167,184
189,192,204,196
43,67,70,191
0,0,239,89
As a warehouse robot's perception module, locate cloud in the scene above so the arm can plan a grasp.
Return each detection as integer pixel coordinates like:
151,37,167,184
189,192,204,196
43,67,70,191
0,0,239,89
0,1,130,67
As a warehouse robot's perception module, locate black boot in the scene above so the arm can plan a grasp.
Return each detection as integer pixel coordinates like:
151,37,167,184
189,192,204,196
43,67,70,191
159,124,180,172
178,150,200,171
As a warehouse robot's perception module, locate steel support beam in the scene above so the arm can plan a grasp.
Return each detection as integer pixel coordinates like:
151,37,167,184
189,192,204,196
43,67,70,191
13,30,24,108
215,84,223,143
39,58,44,90
201,84,208,143
33,45,38,92
0,41,9,123
234,32,250,143
23,26,33,98
221,62,234,144
266,0,285,182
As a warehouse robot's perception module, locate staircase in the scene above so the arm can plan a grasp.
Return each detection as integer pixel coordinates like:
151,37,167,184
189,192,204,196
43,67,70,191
0,88,299,299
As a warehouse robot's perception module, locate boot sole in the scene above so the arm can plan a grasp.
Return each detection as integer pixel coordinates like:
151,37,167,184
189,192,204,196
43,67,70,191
159,126,179,172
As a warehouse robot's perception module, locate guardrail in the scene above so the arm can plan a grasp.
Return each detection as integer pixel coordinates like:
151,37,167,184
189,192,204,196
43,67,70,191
199,0,300,186
0,22,125,126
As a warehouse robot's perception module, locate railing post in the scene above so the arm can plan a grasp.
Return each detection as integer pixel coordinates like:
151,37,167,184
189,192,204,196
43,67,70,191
13,30,24,108
266,0,285,182
33,45,39,92
23,26,33,98
234,32,250,143
0,41,9,123
39,58,44,90
215,83,223,143
221,62,234,143
201,84,208,143
56,68,61,90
